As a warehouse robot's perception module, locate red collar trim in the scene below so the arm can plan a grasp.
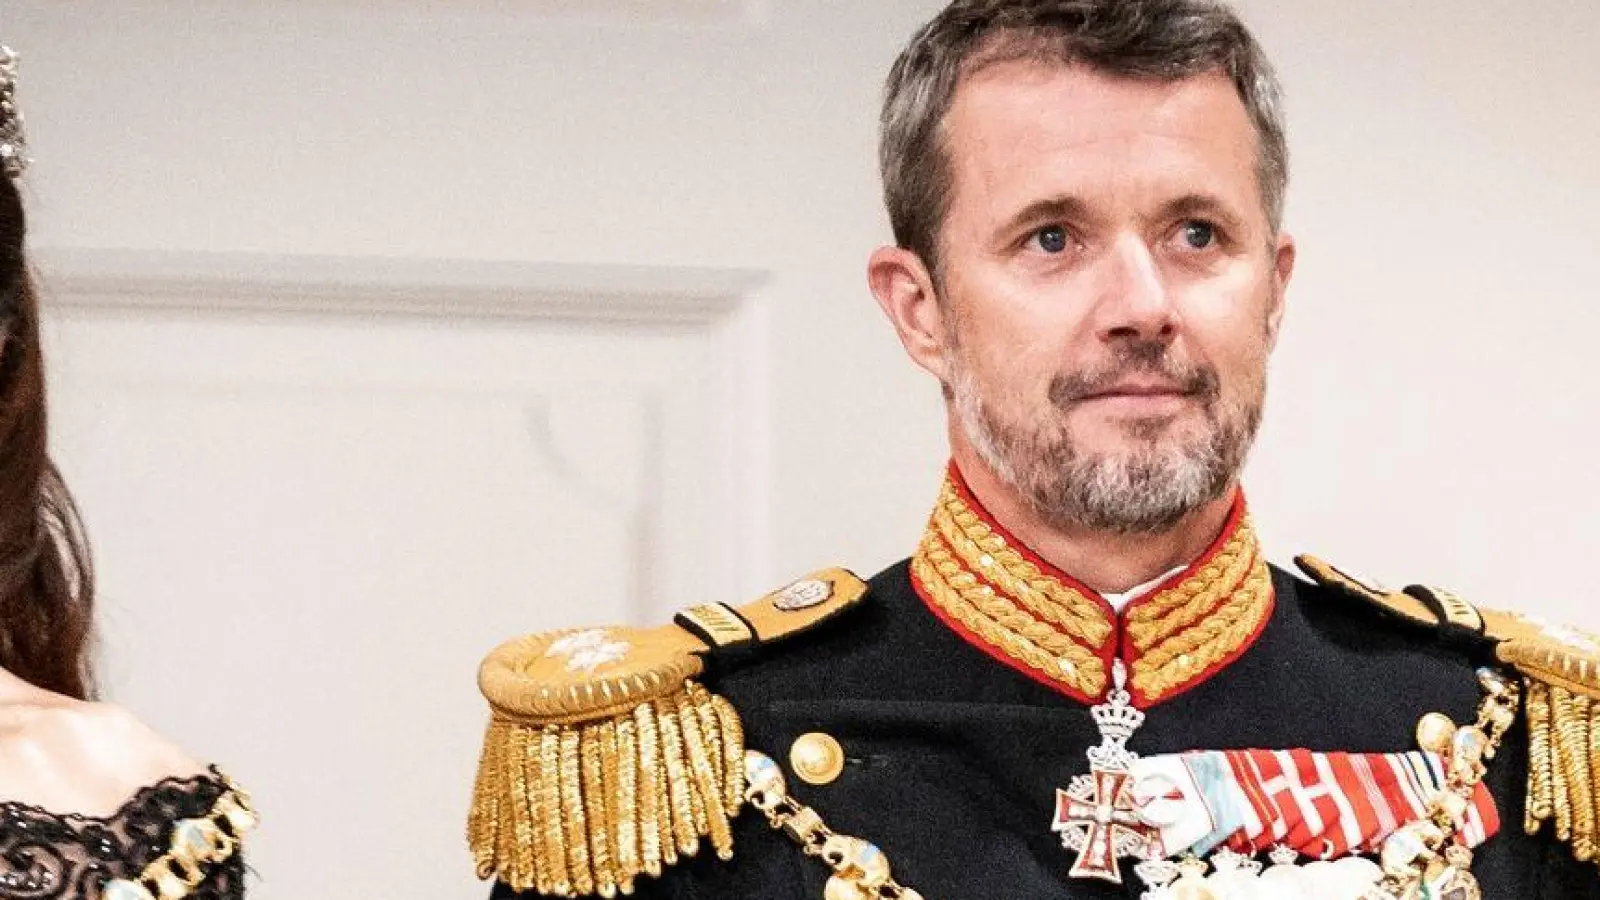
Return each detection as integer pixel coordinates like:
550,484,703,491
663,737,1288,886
911,462,1275,708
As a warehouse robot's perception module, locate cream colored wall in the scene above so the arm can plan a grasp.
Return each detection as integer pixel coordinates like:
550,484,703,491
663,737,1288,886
1238,0,1600,616
4,0,1599,896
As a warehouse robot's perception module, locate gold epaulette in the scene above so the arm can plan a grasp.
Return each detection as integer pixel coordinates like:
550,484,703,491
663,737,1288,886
468,568,868,897
1297,554,1600,870
1480,608,1600,865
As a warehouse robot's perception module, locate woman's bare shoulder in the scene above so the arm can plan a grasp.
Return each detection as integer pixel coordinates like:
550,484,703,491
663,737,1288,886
0,684,208,818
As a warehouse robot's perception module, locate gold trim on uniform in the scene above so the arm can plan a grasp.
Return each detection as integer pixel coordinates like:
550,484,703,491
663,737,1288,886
1297,556,1600,873
678,603,756,649
931,490,1113,647
790,733,847,786
1125,523,1257,650
1487,611,1600,867
1130,547,1273,704
470,681,744,896
744,750,924,900
913,525,1109,699
469,568,868,895
912,465,1274,706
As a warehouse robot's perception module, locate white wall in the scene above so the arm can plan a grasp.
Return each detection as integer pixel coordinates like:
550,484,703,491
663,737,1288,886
6,1,1599,897
1241,0,1600,614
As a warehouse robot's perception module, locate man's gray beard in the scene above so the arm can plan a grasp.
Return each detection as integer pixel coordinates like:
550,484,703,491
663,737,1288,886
949,361,1263,535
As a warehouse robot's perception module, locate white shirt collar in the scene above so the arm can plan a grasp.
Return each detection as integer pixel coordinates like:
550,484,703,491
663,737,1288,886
1099,564,1190,612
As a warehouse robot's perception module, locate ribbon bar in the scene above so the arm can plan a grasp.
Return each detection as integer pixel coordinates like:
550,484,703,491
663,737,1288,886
1127,748,1499,860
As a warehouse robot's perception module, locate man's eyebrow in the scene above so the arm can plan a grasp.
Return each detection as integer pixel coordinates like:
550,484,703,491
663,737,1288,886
997,195,1095,238
1159,193,1247,231
996,193,1251,239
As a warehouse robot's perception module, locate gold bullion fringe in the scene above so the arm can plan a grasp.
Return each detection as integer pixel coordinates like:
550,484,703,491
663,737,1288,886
469,680,746,897
1523,679,1600,868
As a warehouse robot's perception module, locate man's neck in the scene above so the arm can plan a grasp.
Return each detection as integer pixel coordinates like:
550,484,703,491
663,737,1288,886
950,444,1237,596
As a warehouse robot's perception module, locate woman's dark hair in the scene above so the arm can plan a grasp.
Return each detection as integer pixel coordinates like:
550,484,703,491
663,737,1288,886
0,173,95,699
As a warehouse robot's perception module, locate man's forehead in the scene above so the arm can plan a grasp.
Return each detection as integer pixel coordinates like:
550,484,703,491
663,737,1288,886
942,60,1258,213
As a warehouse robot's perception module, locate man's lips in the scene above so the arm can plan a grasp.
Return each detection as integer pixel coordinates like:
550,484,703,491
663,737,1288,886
1076,380,1195,401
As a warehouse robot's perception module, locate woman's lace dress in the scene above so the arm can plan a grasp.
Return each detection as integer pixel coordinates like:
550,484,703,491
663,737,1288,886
0,768,252,899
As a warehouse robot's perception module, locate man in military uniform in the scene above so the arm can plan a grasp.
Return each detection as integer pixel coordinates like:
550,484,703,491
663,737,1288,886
470,1,1600,898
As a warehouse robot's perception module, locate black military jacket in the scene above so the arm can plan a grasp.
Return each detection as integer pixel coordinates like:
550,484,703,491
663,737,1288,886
491,559,1595,899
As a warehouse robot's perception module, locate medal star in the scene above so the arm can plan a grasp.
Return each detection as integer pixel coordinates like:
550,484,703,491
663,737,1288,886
1052,769,1159,884
1051,661,1160,885
545,629,632,673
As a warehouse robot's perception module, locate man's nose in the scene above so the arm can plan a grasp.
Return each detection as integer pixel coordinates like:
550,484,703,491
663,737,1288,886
1093,236,1176,343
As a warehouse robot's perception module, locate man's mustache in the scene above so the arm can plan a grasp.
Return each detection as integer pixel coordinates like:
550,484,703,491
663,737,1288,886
1047,342,1220,407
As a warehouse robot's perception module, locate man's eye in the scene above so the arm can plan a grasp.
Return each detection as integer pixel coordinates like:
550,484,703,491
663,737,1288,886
1180,221,1217,250
1029,226,1070,254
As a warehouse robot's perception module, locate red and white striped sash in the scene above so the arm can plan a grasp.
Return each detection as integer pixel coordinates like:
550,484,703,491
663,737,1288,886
1128,748,1498,860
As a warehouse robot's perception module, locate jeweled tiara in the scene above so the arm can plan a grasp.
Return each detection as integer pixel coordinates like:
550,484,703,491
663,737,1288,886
0,46,30,178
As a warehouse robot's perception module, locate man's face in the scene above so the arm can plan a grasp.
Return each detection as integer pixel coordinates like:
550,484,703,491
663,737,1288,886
934,62,1293,534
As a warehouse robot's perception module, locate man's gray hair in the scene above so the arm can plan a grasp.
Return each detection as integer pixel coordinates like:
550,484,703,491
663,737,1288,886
881,0,1288,274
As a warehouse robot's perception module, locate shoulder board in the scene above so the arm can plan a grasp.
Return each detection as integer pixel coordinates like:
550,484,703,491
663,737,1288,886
1297,553,1600,869
1293,553,1488,643
1479,607,1600,867
468,568,868,896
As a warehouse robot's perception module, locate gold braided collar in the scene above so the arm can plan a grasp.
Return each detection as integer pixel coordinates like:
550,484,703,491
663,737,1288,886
910,463,1275,708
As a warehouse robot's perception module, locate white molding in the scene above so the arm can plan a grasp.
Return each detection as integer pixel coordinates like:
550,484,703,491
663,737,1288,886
34,248,765,326
711,287,774,601
394,0,771,26
39,245,776,620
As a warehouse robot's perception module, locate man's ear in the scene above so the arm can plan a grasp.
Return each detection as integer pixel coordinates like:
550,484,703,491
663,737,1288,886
1265,231,1296,348
868,245,951,381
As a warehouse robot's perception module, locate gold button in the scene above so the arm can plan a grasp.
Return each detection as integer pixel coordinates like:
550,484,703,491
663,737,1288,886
1415,712,1458,755
789,732,846,786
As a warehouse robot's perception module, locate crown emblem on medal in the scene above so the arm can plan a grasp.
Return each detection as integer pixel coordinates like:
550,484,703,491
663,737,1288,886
1052,661,1162,885
1086,661,1145,772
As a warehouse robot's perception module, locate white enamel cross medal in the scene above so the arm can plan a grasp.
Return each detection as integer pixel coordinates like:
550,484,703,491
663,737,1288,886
1051,660,1161,884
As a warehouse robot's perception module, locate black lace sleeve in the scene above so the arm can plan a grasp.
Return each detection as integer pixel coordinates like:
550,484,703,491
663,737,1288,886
0,767,247,899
